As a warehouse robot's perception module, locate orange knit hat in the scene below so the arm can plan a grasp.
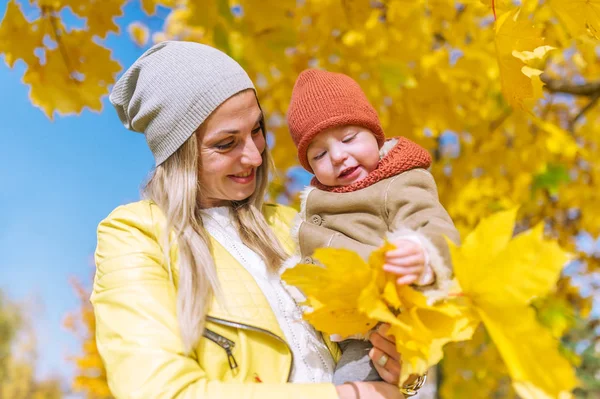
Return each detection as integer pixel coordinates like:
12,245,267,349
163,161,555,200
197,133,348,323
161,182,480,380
287,69,385,173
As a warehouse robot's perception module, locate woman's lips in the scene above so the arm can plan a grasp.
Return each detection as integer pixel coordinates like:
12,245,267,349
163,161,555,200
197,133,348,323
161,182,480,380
228,169,255,184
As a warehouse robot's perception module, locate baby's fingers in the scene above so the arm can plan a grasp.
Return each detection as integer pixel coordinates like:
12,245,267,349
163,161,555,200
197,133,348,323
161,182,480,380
384,254,424,267
386,247,420,258
383,265,423,276
396,274,418,285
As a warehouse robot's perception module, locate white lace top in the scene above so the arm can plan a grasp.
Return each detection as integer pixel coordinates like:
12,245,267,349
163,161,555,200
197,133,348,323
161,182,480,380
201,207,335,383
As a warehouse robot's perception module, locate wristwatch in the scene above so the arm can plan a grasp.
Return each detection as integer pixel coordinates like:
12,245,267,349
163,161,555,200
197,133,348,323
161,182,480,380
400,374,427,397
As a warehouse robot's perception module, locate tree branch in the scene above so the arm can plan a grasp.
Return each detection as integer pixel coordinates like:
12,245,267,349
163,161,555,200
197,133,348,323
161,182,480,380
540,74,600,130
541,73,600,97
489,108,512,132
569,91,600,132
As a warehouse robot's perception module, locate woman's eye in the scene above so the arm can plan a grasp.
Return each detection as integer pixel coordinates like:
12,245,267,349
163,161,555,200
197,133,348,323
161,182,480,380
251,126,262,135
342,134,357,143
215,141,234,150
313,151,326,161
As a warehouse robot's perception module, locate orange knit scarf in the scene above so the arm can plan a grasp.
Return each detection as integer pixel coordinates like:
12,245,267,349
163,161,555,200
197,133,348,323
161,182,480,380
310,137,432,193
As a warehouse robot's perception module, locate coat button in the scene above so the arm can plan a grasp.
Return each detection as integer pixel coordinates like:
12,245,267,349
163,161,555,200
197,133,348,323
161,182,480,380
310,215,322,225
302,256,313,264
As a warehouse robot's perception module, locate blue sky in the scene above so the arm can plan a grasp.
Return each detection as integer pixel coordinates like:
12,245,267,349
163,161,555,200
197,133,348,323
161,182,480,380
0,0,168,388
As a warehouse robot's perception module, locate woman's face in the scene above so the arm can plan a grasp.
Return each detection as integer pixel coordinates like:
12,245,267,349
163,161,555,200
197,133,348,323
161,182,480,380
198,90,266,208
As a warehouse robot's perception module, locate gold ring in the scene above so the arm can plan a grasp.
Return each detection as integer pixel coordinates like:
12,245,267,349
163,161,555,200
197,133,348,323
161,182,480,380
376,354,389,367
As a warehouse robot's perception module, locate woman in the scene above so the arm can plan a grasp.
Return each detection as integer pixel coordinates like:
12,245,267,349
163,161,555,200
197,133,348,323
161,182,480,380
92,40,404,399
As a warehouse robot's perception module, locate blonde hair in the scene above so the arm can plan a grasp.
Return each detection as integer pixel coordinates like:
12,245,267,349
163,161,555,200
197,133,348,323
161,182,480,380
143,122,288,354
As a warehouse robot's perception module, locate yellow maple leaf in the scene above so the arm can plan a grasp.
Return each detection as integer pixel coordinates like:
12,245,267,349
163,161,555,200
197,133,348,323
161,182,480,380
140,0,177,16
479,306,577,399
23,30,121,118
59,0,127,38
478,0,539,17
0,0,45,67
386,292,478,383
449,208,578,398
281,247,379,337
549,0,600,39
495,8,545,109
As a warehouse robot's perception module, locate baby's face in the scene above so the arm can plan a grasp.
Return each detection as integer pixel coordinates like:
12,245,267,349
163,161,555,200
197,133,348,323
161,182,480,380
307,125,380,187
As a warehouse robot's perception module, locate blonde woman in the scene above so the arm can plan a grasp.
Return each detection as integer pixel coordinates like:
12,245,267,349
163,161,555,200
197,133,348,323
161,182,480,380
92,41,404,399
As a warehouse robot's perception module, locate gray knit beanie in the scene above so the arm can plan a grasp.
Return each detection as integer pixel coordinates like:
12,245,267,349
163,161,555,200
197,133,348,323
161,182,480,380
109,41,255,165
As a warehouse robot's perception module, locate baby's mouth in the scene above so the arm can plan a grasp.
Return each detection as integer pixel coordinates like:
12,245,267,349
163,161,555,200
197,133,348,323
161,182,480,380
339,166,358,178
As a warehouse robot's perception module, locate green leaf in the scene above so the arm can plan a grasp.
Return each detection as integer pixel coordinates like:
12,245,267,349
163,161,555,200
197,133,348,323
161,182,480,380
531,163,570,196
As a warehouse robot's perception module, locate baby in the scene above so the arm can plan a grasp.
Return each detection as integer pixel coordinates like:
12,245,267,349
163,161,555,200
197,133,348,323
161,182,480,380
285,69,460,385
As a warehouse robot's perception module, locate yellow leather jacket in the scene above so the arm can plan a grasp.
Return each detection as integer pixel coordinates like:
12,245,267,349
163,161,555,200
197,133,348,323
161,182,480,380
92,200,340,399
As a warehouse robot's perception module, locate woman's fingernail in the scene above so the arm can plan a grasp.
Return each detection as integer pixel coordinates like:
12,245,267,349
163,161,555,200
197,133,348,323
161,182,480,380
369,348,375,358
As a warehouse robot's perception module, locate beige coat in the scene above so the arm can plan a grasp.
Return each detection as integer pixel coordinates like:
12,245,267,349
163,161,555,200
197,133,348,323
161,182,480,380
288,167,459,302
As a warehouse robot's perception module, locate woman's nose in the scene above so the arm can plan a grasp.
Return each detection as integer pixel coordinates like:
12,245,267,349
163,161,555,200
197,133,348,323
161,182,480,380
241,138,263,167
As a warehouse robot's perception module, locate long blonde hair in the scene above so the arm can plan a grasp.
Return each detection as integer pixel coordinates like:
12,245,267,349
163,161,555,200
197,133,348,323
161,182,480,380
143,119,288,354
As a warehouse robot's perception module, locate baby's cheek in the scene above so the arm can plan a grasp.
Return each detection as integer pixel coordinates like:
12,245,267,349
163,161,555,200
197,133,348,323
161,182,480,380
314,165,336,185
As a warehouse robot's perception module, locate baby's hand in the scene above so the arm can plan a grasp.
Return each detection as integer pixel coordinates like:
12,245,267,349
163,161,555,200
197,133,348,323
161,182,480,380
384,239,434,286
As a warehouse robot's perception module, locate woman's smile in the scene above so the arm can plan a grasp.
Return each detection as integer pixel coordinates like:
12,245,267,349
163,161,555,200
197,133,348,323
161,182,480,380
229,169,255,184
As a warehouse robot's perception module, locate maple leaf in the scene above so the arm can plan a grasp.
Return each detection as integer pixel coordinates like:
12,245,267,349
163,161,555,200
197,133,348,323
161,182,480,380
140,0,177,16
0,0,45,67
495,8,545,109
59,0,127,38
449,208,578,398
549,0,600,39
479,0,539,18
377,287,478,384
23,29,121,118
281,247,380,338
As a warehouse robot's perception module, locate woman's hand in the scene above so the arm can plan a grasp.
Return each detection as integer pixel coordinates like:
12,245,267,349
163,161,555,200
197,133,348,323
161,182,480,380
336,381,405,399
368,324,401,385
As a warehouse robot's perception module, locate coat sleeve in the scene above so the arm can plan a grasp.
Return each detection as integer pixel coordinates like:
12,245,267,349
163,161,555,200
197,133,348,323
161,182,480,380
384,168,460,303
91,202,339,399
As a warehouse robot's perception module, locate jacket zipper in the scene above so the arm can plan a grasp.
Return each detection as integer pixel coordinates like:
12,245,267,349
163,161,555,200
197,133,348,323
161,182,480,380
206,315,293,382
203,327,239,370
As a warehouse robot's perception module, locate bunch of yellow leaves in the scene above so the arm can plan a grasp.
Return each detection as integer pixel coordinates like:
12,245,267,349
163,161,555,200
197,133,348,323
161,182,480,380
281,208,578,398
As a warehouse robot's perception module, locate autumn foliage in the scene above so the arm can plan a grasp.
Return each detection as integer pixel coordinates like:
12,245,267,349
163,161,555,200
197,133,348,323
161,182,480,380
1,0,599,397
282,209,577,397
63,278,112,399
0,290,63,399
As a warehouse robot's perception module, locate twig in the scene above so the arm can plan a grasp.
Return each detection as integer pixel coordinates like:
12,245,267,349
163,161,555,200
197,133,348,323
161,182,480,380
43,6,76,80
542,73,600,97
489,108,513,132
569,91,600,132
